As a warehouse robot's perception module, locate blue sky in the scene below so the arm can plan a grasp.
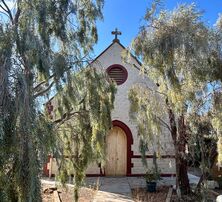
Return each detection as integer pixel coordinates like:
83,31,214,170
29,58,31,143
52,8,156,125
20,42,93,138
93,0,222,56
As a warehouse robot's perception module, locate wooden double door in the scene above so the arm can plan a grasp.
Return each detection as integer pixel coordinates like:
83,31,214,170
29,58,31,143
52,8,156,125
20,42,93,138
105,126,127,176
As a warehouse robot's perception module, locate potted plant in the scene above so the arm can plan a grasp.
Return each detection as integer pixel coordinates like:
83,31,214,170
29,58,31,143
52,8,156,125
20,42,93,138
216,175,222,189
145,167,161,192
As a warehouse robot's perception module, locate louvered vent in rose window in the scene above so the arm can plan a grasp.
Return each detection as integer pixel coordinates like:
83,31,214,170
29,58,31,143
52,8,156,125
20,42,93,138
107,65,128,85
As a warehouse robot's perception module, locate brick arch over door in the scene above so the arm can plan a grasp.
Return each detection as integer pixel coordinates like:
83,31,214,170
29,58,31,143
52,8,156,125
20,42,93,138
112,120,133,175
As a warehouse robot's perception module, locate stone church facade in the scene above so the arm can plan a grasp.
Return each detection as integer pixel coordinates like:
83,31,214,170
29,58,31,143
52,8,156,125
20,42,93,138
44,36,176,178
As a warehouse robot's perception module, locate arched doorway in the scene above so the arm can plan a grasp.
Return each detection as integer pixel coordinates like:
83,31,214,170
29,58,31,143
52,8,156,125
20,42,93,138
105,126,127,176
105,120,133,176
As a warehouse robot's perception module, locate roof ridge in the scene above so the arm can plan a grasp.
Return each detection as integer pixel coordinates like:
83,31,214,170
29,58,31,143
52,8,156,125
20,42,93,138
91,40,142,67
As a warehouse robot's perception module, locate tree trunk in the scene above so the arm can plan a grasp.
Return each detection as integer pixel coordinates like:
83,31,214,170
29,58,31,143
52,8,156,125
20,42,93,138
177,115,190,195
168,106,190,195
0,58,9,115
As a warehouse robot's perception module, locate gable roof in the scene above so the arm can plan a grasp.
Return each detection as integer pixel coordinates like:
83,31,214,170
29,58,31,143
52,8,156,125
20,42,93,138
91,40,142,68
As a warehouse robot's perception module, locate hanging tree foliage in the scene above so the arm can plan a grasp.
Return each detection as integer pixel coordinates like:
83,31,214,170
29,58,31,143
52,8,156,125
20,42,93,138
0,0,117,201
52,68,116,201
128,2,222,197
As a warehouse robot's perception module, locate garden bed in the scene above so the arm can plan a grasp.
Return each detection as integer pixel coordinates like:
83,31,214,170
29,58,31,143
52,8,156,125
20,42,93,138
42,183,96,202
170,189,218,202
132,186,169,202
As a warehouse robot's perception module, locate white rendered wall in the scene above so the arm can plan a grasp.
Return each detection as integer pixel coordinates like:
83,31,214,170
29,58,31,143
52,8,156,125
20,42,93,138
46,42,175,177
91,42,174,154
89,42,175,175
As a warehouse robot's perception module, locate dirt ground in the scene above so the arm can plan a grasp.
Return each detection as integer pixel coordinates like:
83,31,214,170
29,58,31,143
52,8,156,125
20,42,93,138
131,186,169,202
42,183,96,202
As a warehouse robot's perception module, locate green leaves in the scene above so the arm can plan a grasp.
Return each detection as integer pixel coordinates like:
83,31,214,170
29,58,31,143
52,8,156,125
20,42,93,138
129,85,163,157
53,53,67,80
132,3,222,116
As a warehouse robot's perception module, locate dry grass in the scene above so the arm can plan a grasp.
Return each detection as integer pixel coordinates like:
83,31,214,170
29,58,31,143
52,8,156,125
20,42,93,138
170,190,218,202
132,186,169,202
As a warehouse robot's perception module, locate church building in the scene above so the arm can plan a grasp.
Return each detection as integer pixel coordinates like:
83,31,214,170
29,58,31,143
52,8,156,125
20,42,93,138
44,30,176,177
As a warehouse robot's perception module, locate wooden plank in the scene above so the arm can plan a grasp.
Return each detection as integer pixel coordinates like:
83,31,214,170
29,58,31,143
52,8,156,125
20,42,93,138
54,190,62,202
165,187,173,202
105,128,117,175
116,127,127,175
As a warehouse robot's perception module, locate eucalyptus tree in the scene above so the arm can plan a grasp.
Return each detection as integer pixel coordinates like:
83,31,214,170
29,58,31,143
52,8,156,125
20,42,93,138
0,0,116,201
128,3,222,196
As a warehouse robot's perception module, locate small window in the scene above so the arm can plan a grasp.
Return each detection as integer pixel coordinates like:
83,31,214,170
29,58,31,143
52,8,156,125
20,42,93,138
107,64,128,85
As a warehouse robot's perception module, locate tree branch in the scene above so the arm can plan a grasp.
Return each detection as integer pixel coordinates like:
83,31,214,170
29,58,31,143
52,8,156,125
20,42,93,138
13,5,20,25
0,4,8,13
33,58,92,91
34,76,54,92
34,81,54,98
1,0,13,22
53,110,88,128
53,111,80,124
139,82,168,97
156,116,171,132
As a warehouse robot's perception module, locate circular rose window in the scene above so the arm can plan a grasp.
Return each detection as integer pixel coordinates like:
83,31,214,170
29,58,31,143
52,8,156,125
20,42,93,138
107,64,128,85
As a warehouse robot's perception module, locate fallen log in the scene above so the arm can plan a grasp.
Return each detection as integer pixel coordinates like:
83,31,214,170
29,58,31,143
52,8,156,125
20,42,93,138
208,189,220,197
166,187,173,202
44,187,57,194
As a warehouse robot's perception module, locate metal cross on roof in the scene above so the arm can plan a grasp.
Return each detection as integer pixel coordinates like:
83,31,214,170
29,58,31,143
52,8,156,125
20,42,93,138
111,28,122,42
